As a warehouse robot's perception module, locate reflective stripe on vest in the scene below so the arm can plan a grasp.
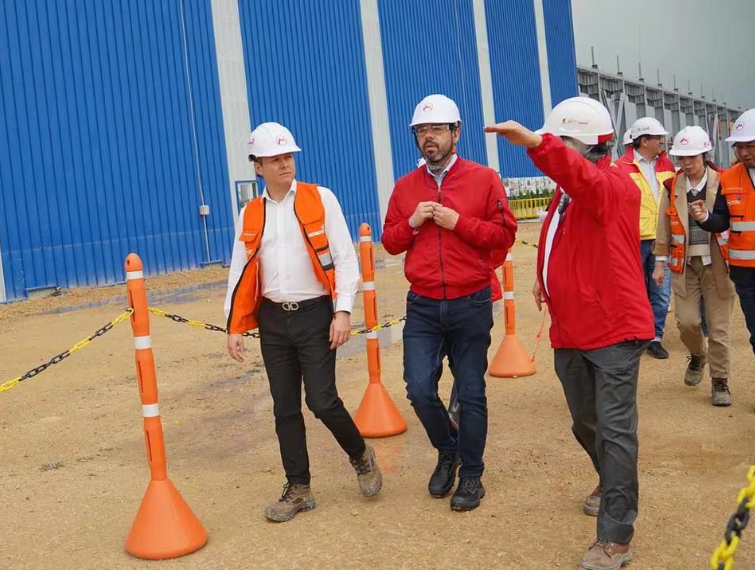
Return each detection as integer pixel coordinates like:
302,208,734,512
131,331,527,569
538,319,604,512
226,182,336,334
720,163,755,268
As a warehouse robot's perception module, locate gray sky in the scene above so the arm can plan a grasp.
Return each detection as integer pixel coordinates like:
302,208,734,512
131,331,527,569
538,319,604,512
571,0,754,111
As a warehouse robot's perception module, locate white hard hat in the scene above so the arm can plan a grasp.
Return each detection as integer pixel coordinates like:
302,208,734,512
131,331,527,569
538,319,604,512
538,96,614,145
669,126,713,156
631,117,669,139
410,94,461,128
726,109,755,143
622,129,633,146
247,122,301,159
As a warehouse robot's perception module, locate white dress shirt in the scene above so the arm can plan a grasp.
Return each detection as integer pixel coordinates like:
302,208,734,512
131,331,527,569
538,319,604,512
427,154,458,189
634,149,660,201
224,180,359,319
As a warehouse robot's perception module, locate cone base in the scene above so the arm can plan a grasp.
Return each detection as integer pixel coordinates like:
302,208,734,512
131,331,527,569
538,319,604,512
488,334,536,378
354,383,408,438
125,478,207,560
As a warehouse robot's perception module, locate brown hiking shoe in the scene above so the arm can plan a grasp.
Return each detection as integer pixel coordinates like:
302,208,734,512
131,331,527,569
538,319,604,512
712,378,732,407
684,353,706,386
350,444,383,497
583,484,602,517
264,483,316,522
578,540,632,570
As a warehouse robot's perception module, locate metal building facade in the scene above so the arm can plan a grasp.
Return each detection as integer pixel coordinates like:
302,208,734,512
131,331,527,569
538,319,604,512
377,0,488,179
0,0,232,301
238,0,382,238
0,0,578,301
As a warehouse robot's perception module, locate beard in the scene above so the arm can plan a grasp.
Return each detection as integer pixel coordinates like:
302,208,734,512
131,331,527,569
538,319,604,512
422,141,453,172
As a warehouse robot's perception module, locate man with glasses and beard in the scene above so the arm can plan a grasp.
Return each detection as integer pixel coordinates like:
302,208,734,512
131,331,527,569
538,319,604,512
382,94,517,511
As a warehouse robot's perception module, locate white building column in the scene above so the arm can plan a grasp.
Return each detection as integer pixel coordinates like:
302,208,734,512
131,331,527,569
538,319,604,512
210,0,256,224
532,0,552,116
472,0,500,173
360,0,395,224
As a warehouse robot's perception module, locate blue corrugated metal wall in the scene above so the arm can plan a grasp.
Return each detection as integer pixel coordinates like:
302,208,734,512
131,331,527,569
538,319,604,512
542,0,579,105
485,0,544,177
378,0,487,179
0,0,231,300
238,0,382,239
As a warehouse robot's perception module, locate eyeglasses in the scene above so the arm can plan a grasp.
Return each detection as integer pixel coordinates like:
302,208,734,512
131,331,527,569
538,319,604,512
413,124,453,136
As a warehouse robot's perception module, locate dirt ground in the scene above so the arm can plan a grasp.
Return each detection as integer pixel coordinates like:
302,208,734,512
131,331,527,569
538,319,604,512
2,222,755,570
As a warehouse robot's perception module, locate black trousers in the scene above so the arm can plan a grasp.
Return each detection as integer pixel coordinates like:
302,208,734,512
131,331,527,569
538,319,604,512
258,297,366,485
554,340,649,544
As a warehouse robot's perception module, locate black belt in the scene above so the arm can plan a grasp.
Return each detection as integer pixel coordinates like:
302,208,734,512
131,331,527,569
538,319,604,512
261,296,330,312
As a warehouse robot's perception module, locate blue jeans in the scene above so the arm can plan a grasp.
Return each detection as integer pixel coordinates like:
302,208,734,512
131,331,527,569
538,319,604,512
403,286,493,478
735,280,755,357
640,240,671,340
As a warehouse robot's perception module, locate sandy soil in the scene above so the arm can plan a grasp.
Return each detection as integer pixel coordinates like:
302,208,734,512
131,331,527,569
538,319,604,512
1,223,754,570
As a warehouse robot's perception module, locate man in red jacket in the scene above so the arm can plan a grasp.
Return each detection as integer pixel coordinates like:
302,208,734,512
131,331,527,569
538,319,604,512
486,97,653,570
383,94,517,511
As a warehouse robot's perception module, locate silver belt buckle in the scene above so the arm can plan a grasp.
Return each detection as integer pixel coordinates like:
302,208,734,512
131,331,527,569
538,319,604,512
282,301,300,311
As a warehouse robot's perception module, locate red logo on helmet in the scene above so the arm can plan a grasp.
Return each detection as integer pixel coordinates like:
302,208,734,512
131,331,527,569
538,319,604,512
276,136,288,146
736,123,745,131
680,137,690,145
423,103,433,112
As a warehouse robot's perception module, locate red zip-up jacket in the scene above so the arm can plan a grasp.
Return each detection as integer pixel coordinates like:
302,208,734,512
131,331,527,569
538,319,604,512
382,157,517,300
531,135,654,350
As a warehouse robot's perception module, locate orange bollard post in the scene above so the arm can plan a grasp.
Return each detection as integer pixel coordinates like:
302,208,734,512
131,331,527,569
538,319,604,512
124,254,207,559
352,224,408,437
488,248,536,378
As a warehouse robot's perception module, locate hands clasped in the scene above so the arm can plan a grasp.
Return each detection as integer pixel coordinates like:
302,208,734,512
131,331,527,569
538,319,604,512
411,201,460,231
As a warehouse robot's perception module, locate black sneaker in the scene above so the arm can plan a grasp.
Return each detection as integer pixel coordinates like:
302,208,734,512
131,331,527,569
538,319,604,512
450,477,485,511
647,341,669,359
428,451,460,497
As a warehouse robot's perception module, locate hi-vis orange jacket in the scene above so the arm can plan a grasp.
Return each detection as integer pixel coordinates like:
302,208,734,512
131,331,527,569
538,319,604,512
226,182,335,334
661,170,729,275
720,163,755,268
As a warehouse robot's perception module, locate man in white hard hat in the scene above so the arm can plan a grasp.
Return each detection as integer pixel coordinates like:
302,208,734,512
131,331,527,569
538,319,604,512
383,94,517,511
224,122,382,522
692,108,755,364
618,117,676,359
622,129,633,149
653,126,735,406
485,96,653,570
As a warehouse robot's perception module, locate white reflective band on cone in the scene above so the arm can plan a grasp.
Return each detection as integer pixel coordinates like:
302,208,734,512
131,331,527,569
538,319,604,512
126,270,144,280
366,331,378,340
362,281,375,291
505,253,513,262
504,292,515,300
359,236,373,242
142,404,160,418
134,336,152,350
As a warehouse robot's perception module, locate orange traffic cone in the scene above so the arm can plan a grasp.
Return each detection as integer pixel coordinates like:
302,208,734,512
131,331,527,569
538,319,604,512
353,224,407,437
489,249,536,378
124,254,207,559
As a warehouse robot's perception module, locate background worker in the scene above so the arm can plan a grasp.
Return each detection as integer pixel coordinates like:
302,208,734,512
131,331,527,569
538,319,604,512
618,117,677,359
485,97,653,570
224,122,382,523
383,94,517,511
653,126,735,406
692,108,755,364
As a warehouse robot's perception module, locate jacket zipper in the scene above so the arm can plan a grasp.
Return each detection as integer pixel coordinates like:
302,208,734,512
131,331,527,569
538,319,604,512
437,186,447,299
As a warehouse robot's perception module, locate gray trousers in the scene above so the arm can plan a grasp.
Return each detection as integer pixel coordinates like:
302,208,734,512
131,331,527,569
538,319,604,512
554,340,649,544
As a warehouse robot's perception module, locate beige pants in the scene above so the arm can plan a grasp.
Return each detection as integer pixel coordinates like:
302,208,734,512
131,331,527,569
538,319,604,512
673,257,734,378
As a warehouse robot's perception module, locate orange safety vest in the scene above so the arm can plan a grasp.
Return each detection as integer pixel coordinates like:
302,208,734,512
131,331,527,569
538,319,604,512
226,182,336,334
720,163,755,268
665,175,729,273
